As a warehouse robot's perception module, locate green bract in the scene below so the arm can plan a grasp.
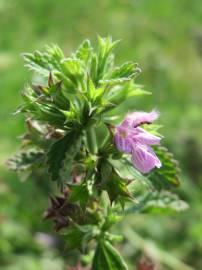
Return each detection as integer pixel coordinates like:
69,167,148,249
8,37,187,269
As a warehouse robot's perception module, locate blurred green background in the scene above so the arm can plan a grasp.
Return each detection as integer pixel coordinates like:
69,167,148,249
1,0,202,269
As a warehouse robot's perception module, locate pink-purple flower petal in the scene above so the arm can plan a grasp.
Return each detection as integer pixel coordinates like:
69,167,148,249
114,110,162,174
124,110,159,128
131,143,161,173
114,132,132,153
134,127,161,145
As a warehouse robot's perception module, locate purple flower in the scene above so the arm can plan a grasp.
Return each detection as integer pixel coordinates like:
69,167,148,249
114,110,162,173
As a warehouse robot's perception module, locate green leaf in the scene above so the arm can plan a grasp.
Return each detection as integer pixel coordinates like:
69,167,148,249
23,51,50,76
35,103,67,128
47,130,81,181
94,123,110,148
142,123,163,137
99,191,111,213
68,182,89,210
18,84,68,128
104,172,132,202
90,53,98,84
60,58,83,87
104,232,124,243
95,36,120,85
109,158,134,181
85,127,98,154
99,73,137,87
48,80,70,110
101,160,113,182
111,61,139,79
7,149,44,172
125,191,188,215
23,44,85,95
109,158,144,181
106,83,149,109
74,39,93,63
109,158,154,192
92,240,128,270
101,209,122,231
46,44,65,63
63,224,94,251
141,191,188,214
86,74,96,100
23,44,64,76
100,62,141,87
15,86,38,114
148,146,180,189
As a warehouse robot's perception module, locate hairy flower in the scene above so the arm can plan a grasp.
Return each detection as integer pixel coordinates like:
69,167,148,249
115,110,161,173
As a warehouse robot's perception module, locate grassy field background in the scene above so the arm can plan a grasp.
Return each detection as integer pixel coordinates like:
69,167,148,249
1,0,202,269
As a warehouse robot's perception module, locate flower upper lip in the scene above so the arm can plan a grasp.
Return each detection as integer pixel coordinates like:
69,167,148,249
123,110,159,128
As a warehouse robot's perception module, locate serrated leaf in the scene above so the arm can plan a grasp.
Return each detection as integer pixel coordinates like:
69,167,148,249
101,160,113,181
75,39,93,63
23,44,64,76
45,44,65,64
23,45,84,95
95,36,120,85
109,158,144,181
61,58,82,75
7,149,44,172
47,130,81,181
99,73,137,87
124,191,188,215
68,182,89,210
86,74,96,100
104,172,132,202
109,158,153,191
23,52,50,76
60,58,84,89
92,240,128,270
16,86,39,114
63,224,94,251
23,119,51,148
48,80,70,110
111,61,138,79
109,158,134,181
35,103,67,128
106,83,149,108
100,62,141,87
148,146,180,189
141,191,188,214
